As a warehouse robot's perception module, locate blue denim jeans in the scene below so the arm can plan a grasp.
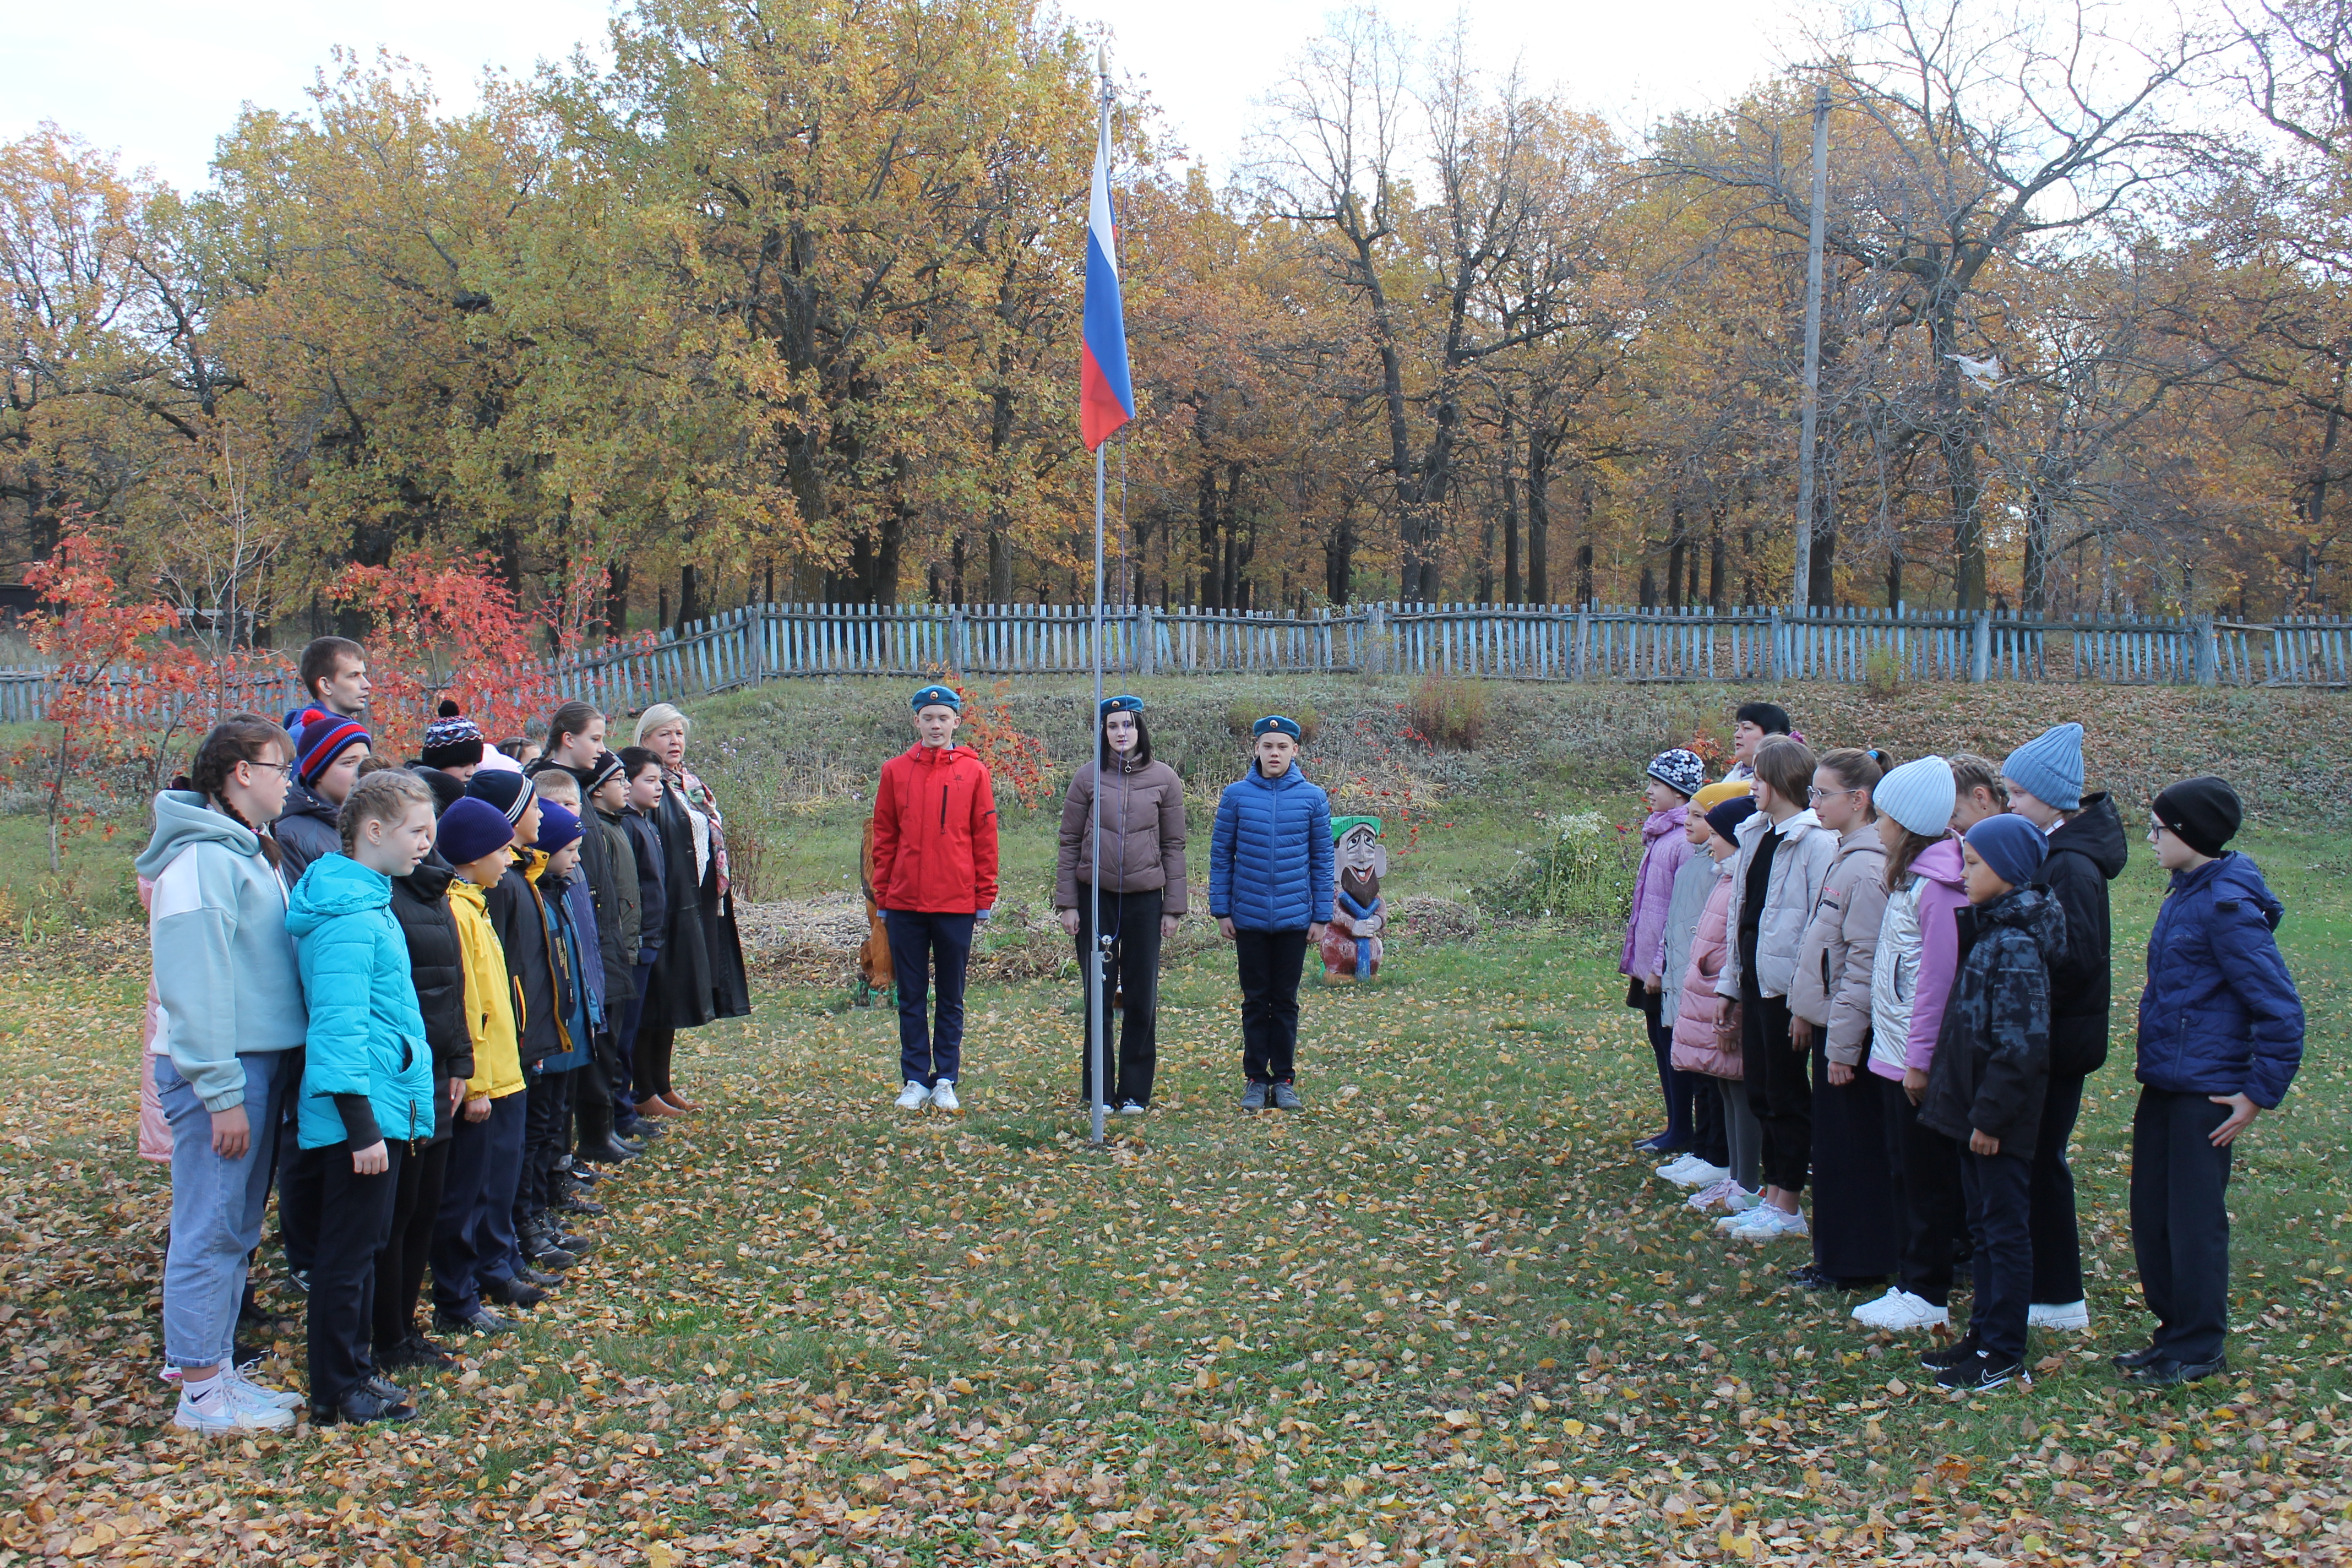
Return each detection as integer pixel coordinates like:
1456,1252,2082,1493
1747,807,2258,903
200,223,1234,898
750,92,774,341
154,1049,296,1370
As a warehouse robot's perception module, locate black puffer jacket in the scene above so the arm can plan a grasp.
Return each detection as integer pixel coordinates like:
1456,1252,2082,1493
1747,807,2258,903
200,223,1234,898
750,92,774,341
486,851,565,1066
639,787,715,1031
389,856,470,1142
273,779,341,879
1921,886,2067,1158
624,808,667,960
2041,792,2127,1078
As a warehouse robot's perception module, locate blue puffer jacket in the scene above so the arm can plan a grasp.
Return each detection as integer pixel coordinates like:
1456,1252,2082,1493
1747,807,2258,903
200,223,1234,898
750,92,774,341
2136,851,2305,1108
287,853,436,1150
1210,765,1334,932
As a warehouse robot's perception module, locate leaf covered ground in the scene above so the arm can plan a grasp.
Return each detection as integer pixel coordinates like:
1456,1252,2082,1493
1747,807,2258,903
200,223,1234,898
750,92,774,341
1,829,2350,1568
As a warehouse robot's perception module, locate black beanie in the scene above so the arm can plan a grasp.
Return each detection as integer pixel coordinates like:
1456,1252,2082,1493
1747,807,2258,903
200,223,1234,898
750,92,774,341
1704,795,1758,846
2153,776,2241,858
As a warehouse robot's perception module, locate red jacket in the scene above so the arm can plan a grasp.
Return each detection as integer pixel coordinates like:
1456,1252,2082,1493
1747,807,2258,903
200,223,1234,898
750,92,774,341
872,743,1000,914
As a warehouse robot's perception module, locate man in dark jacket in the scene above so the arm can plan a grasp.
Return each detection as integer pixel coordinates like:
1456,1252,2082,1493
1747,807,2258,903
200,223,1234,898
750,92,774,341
378,848,472,1371
2121,778,2305,1386
2000,722,2127,1332
1918,816,2065,1393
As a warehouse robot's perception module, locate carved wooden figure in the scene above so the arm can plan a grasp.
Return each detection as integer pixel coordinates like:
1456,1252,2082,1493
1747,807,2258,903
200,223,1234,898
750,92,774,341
1320,815,1387,981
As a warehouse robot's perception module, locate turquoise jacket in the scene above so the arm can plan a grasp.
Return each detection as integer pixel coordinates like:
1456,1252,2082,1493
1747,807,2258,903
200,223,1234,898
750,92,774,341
286,853,435,1150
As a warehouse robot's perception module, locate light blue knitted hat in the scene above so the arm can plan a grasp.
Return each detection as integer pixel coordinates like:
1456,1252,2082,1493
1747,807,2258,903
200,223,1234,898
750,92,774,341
1875,755,1958,838
2001,723,2084,812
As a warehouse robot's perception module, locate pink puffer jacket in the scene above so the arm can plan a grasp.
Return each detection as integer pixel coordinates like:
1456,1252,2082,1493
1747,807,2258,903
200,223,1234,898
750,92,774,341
1670,865,1743,1079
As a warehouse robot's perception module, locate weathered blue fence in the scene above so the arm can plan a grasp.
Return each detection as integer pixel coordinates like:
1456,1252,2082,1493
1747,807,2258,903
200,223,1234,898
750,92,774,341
1,602,2346,723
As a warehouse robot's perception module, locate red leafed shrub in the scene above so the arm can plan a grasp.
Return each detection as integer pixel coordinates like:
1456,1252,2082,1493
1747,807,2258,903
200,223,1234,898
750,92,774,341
929,667,1049,809
325,554,559,755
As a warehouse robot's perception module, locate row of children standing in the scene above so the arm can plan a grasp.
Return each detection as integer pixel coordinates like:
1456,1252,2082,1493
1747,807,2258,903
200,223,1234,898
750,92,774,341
139,637,747,1432
1623,705,2306,1393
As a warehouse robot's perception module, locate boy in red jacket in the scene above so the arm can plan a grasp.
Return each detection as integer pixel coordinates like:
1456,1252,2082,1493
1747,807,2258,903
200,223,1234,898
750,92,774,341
871,685,999,1113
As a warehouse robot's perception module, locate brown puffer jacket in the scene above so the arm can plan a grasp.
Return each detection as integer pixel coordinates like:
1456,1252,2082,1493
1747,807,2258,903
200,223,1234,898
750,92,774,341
1787,825,1890,1066
1054,757,1188,914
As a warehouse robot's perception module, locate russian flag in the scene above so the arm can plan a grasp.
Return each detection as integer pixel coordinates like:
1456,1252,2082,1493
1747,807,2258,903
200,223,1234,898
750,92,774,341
1080,97,1135,453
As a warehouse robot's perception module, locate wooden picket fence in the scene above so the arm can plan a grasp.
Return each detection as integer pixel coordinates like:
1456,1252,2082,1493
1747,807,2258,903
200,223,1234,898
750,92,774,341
2,601,2348,724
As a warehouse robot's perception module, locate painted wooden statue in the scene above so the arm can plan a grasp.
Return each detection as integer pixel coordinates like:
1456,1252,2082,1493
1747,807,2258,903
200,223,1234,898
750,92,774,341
856,819,894,1004
1320,815,1387,981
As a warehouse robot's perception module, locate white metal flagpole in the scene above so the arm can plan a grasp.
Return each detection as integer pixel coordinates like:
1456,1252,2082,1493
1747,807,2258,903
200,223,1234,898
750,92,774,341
1087,56,1113,1149
1088,439,1109,1147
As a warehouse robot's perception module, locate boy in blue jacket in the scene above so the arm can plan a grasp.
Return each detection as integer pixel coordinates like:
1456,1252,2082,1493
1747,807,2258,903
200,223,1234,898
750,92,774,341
1210,716,1332,1110
2120,777,2305,1386
286,770,439,1426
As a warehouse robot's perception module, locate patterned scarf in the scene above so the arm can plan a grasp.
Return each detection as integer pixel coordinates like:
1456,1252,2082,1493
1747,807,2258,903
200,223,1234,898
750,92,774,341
670,765,729,889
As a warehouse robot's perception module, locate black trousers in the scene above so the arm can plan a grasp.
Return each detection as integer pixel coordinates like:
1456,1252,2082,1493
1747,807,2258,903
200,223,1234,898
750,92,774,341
1809,1042,1897,1282
1235,927,1309,1083
1740,990,1810,1192
518,1068,571,1226
1877,1072,1965,1308
1959,1148,2033,1362
2131,1087,2236,1365
1691,1071,1728,1167
575,1031,618,1152
1635,987,1697,1147
886,910,975,1086
279,1146,324,1276
1074,885,1164,1107
307,1140,404,1408
2029,1071,2087,1305
373,1133,449,1354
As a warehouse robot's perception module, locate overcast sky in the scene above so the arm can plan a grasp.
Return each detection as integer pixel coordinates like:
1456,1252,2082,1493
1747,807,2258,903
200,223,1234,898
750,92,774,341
8,0,1795,193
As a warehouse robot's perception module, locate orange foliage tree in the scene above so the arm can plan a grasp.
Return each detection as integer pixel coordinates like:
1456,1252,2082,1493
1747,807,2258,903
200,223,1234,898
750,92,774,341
16,527,203,868
324,554,557,754
929,668,1049,809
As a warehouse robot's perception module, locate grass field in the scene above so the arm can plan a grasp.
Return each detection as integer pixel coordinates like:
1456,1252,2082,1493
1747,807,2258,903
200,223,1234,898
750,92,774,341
1,800,2348,1566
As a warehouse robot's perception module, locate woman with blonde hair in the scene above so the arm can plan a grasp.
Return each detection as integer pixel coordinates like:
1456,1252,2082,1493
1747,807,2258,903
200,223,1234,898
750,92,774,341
628,704,749,1114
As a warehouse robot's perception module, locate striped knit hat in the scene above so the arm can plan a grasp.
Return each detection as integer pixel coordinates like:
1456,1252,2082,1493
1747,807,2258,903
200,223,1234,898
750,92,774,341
293,710,369,788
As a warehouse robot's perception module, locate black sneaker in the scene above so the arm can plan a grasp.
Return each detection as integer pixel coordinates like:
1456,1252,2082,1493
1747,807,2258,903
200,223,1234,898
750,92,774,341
380,1335,456,1373
2110,1344,2165,1374
515,1263,564,1287
558,1195,608,1218
1919,1337,1981,1374
2124,1353,2227,1387
1934,1351,2024,1393
363,1372,413,1405
432,1306,513,1337
313,1387,418,1425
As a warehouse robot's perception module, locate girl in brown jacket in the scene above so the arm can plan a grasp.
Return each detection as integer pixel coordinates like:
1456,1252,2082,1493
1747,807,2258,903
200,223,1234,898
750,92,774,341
1789,747,1900,1288
1056,696,1187,1113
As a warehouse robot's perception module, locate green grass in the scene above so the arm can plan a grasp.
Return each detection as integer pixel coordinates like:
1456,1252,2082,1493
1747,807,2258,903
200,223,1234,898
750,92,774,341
2,818,2348,1564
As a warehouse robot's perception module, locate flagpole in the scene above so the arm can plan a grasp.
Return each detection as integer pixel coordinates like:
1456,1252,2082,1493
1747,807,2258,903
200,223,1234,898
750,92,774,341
1087,53,1112,1150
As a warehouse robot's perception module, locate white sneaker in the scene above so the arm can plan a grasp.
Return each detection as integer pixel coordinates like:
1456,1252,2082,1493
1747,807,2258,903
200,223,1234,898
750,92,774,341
1117,1100,1146,1116
227,1359,303,1411
1728,1205,1807,1240
1710,1188,1765,1229
172,1374,295,1434
1852,1287,1950,1332
2027,1299,2090,1332
930,1080,961,1114
895,1082,931,1110
1663,1156,1729,1189
1654,1153,1702,1183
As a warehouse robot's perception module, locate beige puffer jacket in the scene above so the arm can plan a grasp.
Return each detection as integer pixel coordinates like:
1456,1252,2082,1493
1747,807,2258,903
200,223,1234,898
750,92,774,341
1054,757,1189,914
1715,808,1840,1003
1787,825,1890,1066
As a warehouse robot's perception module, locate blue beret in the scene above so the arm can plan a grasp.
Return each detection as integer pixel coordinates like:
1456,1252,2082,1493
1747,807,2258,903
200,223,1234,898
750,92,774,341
1100,694,1144,717
910,684,963,713
1252,715,1302,740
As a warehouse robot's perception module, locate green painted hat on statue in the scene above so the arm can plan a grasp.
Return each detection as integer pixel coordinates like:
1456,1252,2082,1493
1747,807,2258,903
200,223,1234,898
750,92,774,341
1331,815,1383,841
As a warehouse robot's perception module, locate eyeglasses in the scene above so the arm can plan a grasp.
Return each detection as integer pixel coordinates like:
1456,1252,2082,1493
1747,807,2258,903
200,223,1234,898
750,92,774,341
248,760,296,779
1807,785,1854,803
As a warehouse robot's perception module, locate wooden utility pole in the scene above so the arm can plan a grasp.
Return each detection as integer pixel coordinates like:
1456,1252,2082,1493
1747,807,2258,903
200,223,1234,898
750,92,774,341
1792,84,1831,611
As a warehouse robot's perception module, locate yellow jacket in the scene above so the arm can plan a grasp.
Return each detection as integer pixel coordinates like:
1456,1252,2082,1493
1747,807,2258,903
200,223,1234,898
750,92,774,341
450,877,524,1100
